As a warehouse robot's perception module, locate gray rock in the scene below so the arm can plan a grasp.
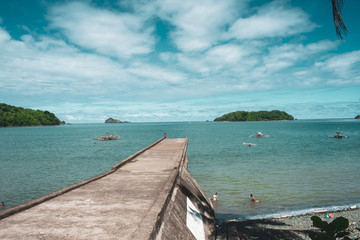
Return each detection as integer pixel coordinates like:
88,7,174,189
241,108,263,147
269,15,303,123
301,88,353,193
105,118,122,123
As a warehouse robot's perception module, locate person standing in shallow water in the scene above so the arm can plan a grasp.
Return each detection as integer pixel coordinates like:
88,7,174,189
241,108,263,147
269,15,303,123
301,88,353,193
1,202,5,208
210,192,219,201
164,133,167,138
250,194,260,202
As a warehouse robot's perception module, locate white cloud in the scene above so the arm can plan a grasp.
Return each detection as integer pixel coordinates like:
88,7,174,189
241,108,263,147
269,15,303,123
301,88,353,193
156,38,345,94
320,51,360,85
174,43,252,75
127,62,186,85
156,0,242,52
65,115,84,121
48,2,155,58
0,27,11,43
262,40,338,72
0,31,132,95
227,0,316,40
0,28,190,101
321,51,360,76
206,44,248,66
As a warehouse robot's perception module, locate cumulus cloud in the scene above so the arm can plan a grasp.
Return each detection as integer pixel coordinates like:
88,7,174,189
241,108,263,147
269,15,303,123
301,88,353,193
173,43,252,75
0,27,11,42
48,2,155,58
320,51,360,85
262,40,339,72
0,26,190,101
227,0,316,40
127,62,186,85
156,0,242,52
321,51,360,76
0,32,127,94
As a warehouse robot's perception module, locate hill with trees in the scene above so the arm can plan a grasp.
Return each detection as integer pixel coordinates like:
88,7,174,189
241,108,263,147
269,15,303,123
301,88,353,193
0,103,62,127
214,110,294,122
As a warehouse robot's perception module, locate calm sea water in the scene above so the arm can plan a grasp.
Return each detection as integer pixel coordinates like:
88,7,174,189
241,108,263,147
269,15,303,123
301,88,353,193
1,120,359,221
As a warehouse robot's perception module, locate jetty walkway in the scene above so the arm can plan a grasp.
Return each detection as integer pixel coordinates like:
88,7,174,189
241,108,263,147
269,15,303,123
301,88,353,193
0,138,215,239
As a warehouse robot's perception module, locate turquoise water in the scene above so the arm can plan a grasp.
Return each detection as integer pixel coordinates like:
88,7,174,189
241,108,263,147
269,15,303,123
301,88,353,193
1,120,359,221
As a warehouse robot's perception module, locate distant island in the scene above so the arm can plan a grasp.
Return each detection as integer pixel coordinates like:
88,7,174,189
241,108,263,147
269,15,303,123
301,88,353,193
0,103,63,127
356,115,360,120
105,117,130,123
214,110,294,122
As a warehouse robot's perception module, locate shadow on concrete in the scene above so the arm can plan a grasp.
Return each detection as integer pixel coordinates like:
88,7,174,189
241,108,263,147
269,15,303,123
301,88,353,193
216,218,321,240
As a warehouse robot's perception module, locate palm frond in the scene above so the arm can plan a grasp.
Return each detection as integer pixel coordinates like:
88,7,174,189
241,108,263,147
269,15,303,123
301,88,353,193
331,0,348,39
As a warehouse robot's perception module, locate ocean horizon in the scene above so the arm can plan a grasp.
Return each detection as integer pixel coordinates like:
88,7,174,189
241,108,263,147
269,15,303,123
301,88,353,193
1,119,359,221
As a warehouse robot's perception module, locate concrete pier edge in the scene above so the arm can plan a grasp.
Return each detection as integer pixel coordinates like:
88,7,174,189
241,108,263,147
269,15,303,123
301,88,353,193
150,137,216,239
0,137,165,220
146,137,189,239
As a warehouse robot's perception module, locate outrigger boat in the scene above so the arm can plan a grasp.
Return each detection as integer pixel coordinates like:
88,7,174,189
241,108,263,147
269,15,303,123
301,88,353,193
333,131,343,139
97,135,118,141
256,132,264,138
97,132,119,141
249,131,268,138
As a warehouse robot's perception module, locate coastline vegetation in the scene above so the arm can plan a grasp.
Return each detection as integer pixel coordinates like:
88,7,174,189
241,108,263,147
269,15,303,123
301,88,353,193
214,110,294,122
0,103,62,127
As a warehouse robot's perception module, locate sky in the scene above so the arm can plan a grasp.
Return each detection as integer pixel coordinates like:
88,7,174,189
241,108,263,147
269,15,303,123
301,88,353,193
0,0,359,122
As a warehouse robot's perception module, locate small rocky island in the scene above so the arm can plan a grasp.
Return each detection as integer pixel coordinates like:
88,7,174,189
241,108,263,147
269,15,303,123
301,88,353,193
105,118,130,123
355,115,360,120
214,110,294,122
0,103,63,127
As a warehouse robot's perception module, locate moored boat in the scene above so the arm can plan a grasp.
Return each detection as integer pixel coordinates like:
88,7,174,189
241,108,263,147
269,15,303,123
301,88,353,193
256,132,263,138
97,135,119,141
333,131,343,138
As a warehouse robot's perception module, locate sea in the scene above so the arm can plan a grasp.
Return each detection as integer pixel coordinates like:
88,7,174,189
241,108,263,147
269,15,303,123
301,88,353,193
1,119,359,222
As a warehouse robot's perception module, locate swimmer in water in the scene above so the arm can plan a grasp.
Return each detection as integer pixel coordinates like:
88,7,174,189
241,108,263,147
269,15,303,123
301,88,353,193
210,192,219,201
243,142,256,147
250,194,260,202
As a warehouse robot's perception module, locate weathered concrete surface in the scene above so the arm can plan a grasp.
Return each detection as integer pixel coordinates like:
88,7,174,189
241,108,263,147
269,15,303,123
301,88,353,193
0,138,215,240
0,137,164,220
153,167,216,240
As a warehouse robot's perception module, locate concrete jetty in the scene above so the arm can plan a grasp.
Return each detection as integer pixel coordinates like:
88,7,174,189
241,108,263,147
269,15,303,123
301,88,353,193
0,138,215,240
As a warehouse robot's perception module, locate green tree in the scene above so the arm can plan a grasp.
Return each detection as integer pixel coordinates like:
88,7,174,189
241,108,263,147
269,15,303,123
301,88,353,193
214,110,294,122
0,103,62,127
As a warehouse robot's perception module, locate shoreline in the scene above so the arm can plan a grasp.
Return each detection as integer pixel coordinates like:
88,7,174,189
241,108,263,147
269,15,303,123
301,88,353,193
217,206,360,239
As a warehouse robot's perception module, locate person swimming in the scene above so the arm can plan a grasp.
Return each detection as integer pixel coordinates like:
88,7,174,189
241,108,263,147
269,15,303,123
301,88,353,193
250,194,260,202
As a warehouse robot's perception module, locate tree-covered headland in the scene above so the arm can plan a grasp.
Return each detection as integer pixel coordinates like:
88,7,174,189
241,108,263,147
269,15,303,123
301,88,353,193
0,103,63,127
214,110,294,122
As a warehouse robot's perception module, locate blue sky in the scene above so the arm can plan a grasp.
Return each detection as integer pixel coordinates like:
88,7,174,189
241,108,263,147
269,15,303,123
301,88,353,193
1,0,359,122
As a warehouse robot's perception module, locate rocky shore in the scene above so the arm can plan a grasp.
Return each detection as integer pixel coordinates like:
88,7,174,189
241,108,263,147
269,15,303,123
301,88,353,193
216,208,360,239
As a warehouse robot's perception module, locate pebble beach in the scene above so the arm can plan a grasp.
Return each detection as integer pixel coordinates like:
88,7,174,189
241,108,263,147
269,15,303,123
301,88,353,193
216,207,360,239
